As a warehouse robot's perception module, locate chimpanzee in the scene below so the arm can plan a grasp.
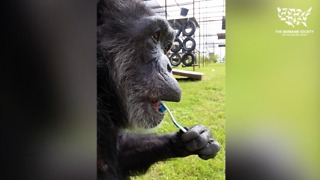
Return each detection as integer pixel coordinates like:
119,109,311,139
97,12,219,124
97,0,220,179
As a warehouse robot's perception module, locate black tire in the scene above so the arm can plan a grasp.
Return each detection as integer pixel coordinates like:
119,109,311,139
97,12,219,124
181,53,195,66
171,22,182,37
182,20,196,37
170,38,183,53
169,53,182,67
183,37,196,52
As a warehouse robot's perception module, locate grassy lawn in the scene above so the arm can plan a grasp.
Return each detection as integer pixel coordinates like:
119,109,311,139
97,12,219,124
133,62,225,180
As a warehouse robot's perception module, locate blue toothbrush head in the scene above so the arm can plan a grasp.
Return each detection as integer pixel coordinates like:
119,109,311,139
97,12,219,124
159,102,167,113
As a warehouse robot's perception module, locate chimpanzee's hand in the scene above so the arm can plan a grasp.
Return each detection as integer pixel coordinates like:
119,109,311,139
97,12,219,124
181,125,220,160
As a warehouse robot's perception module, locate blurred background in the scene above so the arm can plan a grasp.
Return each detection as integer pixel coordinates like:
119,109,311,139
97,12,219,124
226,0,320,179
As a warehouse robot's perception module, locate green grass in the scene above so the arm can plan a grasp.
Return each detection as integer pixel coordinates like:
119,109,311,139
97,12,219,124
133,63,225,180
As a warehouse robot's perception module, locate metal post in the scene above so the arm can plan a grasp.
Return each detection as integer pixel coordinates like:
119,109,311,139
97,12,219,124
198,0,201,69
193,0,196,71
165,0,167,20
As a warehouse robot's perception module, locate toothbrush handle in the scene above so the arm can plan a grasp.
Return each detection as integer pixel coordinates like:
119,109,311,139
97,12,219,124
161,103,187,133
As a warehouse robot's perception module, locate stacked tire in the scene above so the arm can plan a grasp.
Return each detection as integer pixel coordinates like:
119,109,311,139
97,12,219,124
168,19,197,67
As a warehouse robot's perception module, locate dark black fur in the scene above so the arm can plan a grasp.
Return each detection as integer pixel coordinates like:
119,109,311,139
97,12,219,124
97,0,220,179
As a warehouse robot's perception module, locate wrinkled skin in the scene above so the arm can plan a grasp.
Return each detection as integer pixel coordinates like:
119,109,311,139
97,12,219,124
97,0,220,179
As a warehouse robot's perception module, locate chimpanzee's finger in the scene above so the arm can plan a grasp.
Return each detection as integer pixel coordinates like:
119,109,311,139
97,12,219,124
181,125,207,142
198,140,220,160
184,136,207,151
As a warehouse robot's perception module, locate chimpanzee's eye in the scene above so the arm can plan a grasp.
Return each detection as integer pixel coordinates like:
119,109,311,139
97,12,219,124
164,42,172,53
152,30,160,43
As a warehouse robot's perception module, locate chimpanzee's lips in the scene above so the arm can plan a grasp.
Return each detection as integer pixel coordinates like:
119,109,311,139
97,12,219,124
151,100,161,113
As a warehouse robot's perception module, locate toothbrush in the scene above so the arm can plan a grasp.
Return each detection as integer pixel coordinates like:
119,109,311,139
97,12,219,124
159,102,187,133
160,102,218,147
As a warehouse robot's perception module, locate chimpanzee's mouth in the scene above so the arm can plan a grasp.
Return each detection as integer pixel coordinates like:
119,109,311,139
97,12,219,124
151,100,163,113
